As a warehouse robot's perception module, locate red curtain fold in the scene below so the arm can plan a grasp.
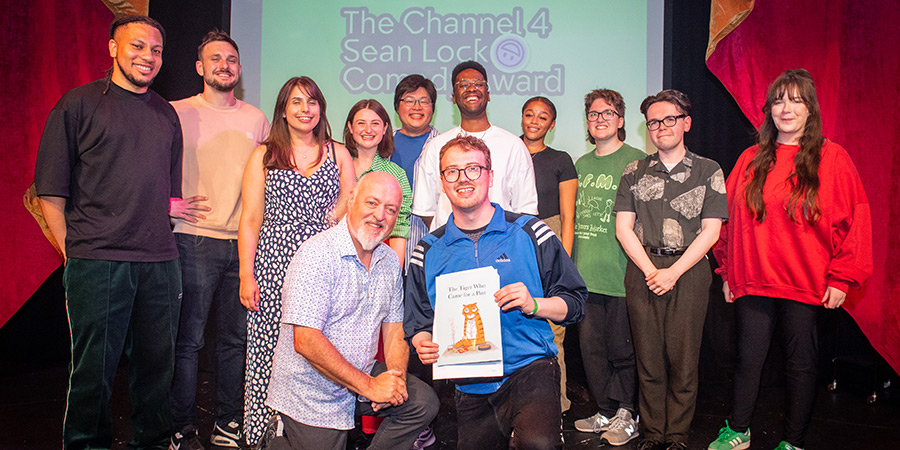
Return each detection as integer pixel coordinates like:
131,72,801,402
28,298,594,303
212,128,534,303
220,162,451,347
0,1,114,328
707,0,900,375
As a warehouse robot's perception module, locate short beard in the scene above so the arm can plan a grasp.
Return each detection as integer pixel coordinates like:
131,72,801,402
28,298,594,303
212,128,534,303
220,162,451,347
205,72,239,92
354,222,387,251
116,59,153,88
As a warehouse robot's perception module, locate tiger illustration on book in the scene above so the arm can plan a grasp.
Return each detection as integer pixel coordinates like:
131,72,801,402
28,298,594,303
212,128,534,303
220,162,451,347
453,302,485,351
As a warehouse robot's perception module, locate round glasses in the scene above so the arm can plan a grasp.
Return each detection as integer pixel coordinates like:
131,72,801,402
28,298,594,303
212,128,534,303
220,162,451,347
441,165,487,183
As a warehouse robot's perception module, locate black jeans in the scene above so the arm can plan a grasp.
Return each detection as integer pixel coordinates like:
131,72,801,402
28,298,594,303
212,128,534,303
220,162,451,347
455,357,564,450
578,292,636,416
730,296,819,448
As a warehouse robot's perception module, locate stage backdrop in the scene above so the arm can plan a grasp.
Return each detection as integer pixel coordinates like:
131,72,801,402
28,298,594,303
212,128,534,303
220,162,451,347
707,0,900,375
235,1,663,159
0,1,149,329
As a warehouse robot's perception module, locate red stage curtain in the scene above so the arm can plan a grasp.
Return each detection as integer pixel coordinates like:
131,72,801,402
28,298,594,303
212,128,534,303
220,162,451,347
0,1,114,327
707,0,900,375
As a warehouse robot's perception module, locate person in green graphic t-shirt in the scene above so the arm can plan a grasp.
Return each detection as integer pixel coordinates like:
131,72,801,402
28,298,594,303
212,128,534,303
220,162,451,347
572,89,645,447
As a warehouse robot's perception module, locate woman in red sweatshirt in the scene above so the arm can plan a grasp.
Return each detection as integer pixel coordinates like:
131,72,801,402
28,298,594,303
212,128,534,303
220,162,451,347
707,69,872,450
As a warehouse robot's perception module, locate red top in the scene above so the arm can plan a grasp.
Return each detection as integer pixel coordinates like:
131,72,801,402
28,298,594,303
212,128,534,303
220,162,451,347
713,140,872,305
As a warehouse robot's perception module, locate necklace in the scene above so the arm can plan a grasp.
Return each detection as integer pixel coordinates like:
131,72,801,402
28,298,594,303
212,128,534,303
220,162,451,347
295,146,316,159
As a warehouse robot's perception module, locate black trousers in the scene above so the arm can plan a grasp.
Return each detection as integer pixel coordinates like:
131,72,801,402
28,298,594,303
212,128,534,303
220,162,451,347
455,357,564,450
578,292,636,416
730,296,819,448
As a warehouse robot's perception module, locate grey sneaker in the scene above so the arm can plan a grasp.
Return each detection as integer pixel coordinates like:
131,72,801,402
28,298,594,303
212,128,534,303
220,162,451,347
574,411,612,433
601,408,640,446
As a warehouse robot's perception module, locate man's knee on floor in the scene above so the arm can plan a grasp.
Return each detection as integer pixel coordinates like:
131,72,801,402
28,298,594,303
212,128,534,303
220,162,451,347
510,427,564,450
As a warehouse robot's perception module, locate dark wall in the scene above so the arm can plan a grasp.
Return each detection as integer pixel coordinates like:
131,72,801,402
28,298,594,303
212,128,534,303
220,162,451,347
664,0,757,176
150,0,231,101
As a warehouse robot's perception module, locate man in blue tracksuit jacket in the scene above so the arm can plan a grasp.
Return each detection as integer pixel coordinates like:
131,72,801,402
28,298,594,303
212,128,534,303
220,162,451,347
405,135,586,449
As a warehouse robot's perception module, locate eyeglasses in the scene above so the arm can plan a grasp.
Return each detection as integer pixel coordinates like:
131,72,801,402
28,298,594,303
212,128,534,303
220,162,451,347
646,114,686,131
400,97,433,107
441,164,487,183
587,110,619,122
454,79,488,91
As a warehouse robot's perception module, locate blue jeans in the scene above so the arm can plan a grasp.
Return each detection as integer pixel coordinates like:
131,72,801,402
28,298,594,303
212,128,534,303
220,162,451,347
171,233,247,429
63,258,181,450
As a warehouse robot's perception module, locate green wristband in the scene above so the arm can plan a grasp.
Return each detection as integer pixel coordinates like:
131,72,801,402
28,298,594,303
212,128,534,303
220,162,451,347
531,298,539,315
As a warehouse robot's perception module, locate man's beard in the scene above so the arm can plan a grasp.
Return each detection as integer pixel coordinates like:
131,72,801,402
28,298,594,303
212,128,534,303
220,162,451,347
205,71,239,92
117,60,154,88
354,222,388,251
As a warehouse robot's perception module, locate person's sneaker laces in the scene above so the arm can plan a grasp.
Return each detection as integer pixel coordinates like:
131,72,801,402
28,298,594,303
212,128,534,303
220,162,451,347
600,408,640,446
773,441,804,450
210,420,242,448
410,425,436,449
708,420,750,450
574,411,612,433
170,425,204,450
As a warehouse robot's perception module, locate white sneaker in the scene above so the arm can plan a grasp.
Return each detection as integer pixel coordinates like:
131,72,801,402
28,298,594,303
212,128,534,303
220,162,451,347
574,411,612,433
601,408,640,446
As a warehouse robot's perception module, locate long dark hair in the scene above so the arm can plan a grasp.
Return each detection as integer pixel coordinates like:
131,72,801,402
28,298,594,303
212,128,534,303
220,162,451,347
262,76,332,170
343,99,395,159
744,69,824,223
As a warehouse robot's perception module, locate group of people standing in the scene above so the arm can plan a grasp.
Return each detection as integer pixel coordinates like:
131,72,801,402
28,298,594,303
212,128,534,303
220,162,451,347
33,13,871,450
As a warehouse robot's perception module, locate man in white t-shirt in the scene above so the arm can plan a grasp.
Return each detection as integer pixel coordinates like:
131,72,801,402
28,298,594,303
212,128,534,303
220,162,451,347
411,60,538,230
168,30,270,450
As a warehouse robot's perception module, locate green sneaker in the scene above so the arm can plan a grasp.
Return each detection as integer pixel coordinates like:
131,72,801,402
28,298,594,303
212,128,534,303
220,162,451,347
774,441,804,450
707,421,750,450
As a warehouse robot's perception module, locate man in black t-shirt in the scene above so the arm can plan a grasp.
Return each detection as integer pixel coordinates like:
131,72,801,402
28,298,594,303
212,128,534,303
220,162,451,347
34,15,205,449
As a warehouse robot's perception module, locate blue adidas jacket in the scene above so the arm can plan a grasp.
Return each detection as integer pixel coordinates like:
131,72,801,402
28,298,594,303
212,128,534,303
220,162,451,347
405,204,586,394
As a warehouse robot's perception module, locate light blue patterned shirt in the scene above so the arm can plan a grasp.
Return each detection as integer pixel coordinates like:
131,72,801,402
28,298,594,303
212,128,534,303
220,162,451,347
266,219,403,429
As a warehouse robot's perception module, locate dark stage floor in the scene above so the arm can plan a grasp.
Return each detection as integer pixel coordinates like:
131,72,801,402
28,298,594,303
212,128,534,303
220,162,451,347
2,350,898,449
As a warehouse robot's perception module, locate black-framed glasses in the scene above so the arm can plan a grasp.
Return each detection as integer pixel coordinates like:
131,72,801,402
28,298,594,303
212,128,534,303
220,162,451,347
441,165,487,182
454,79,488,91
646,114,686,131
400,97,433,107
587,110,619,122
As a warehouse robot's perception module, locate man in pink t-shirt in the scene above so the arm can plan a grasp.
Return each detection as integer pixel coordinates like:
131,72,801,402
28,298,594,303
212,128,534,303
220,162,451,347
168,30,270,450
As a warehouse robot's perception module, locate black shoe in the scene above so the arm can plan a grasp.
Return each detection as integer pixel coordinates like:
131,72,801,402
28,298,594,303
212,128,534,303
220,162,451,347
210,420,242,448
170,425,205,450
665,441,687,450
638,438,664,450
